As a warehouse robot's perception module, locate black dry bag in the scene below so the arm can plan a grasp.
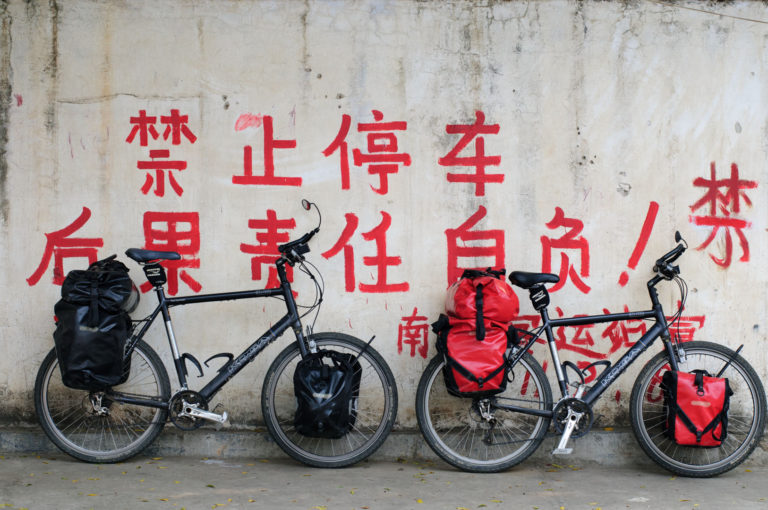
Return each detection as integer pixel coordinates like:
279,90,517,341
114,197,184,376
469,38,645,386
53,255,138,391
293,350,362,439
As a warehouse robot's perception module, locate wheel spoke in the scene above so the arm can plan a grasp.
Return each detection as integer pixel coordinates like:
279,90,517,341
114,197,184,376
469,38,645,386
631,342,765,477
261,335,397,468
35,342,170,463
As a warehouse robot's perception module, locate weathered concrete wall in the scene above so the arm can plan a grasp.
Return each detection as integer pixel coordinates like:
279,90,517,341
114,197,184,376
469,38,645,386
3,0,768,432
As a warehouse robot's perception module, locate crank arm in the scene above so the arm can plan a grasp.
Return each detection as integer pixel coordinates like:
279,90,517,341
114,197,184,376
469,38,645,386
183,403,229,424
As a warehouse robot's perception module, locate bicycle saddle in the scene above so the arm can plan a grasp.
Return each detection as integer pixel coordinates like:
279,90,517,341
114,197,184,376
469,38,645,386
508,271,560,289
125,248,182,263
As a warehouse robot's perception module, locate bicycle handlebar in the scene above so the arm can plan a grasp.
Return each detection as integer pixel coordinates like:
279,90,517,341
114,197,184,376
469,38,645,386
277,228,319,265
653,232,687,278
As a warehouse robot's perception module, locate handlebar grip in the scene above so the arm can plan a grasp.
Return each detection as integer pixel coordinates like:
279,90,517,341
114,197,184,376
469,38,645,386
655,243,685,268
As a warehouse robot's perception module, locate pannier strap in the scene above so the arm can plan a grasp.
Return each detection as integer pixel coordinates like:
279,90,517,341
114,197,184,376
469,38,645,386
475,283,485,341
671,402,725,443
125,248,182,263
444,354,507,390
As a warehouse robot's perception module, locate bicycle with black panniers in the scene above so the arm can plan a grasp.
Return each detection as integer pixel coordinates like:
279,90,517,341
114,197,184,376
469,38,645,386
34,200,398,468
416,232,766,477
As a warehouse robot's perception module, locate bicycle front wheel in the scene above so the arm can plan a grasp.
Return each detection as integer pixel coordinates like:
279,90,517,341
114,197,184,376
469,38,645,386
34,340,170,463
630,341,766,477
261,332,398,468
416,352,552,473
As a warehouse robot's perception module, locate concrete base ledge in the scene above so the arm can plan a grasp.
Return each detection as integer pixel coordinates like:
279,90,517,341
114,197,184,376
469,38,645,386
2,425,767,468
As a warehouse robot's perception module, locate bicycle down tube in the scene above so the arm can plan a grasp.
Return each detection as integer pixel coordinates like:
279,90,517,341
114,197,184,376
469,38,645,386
497,275,679,416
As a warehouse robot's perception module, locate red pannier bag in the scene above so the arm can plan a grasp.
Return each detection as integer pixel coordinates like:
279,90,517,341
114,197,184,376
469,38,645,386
433,315,518,398
661,370,733,447
445,268,519,326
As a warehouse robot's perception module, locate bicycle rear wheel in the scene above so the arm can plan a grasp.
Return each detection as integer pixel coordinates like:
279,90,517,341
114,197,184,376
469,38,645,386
34,340,170,463
630,341,766,477
416,352,552,472
261,332,398,468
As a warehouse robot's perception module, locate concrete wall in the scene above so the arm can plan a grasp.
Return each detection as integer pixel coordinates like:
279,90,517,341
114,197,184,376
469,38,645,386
3,0,768,431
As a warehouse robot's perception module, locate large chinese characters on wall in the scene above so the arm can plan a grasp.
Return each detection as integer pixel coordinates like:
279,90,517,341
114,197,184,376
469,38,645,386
26,101,760,410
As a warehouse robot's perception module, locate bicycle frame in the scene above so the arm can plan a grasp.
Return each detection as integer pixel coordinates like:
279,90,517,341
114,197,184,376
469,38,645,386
111,258,309,410
498,274,680,418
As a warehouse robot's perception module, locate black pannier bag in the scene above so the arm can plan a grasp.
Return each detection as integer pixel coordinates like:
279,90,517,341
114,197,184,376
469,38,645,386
293,350,362,438
661,369,733,447
53,255,139,391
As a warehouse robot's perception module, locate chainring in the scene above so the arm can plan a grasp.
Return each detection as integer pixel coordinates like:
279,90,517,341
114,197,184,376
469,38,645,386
552,397,594,438
169,390,208,431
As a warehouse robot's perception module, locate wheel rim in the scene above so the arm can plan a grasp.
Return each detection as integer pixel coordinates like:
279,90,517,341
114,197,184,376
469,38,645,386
265,339,394,464
421,357,550,467
635,348,761,473
40,347,166,460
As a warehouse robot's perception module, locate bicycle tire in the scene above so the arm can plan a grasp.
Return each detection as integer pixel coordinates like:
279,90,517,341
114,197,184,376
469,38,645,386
630,341,766,477
261,332,398,468
416,352,552,473
34,340,170,463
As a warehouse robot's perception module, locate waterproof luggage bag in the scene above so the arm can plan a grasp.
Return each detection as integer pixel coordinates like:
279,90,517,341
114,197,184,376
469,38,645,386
53,256,138,391
445,268,519,327
434,315,517,398
662,369,733,447
293,350,362,438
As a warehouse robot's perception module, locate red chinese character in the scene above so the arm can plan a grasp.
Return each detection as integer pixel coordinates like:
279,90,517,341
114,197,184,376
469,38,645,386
140,212,201,295
161,109,197,145
322,212,408,293
233,115,300,187
240,210,296,289
667,313,705,343
541,207,590,294
27,207,104,286
322,114,352,190
352,110,411,195
126,110,159,146
360,212,409,293
445,205,505,285
600,306,648,355
551,309,600,359
689,162,757,267
398,307,430,358
321,213,359,292
137,149,187,197
438,111,503,196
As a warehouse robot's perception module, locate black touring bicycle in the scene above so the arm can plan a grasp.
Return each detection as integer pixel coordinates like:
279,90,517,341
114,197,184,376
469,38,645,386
416,232,766,477
34,200,398,468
